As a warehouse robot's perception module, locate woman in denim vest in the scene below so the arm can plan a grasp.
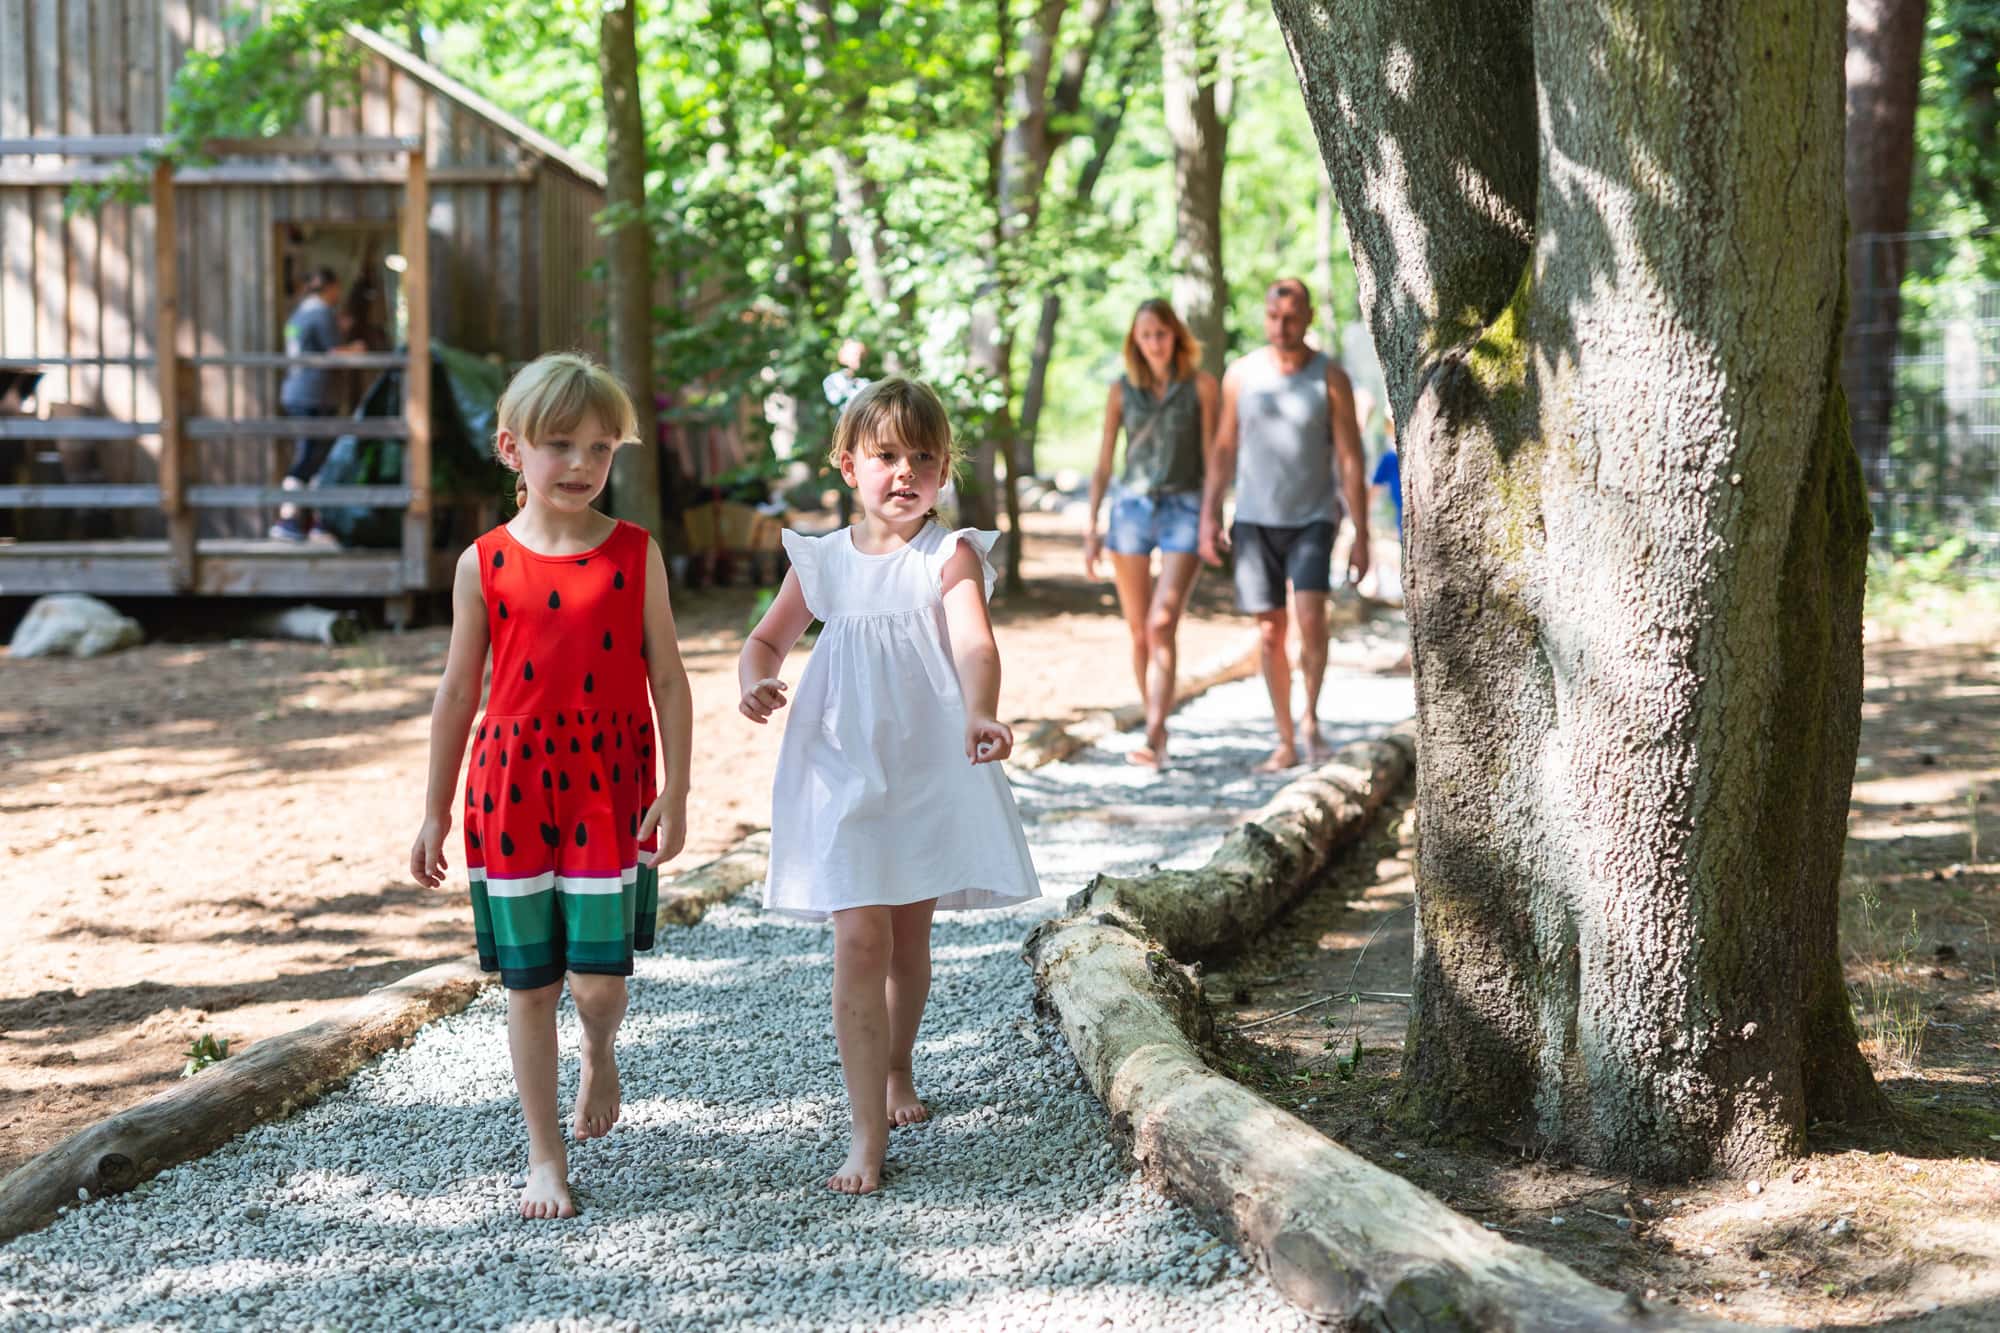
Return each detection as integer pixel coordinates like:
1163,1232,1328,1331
1083,300,1218,768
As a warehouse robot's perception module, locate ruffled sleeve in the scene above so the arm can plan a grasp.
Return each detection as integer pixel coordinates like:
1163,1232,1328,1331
779,528,827,619
933,527,1001,602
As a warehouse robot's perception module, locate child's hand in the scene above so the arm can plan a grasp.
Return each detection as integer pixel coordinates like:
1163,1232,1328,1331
410,815,451,888
966,717,1013,765
638,794,687,867
740,677,789,723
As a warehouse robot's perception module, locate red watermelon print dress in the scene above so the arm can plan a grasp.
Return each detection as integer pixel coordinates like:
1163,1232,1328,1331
463,519,660,989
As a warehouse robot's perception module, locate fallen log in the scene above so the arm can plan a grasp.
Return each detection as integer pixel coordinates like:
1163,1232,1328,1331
0,960,488,1244
1026,730,1740,1330
658,829,770,927
1011,641,1262,768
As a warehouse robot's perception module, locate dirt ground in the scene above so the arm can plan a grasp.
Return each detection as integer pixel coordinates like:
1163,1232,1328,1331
0,512,1268,1179
1212,609,2000,1328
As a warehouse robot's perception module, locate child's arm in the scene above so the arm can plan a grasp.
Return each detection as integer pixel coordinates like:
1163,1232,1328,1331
738,570,813,722
410,547,490,888
940,543,1010,765
637,536,693,868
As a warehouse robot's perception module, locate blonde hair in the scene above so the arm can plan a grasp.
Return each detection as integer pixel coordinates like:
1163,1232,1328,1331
496,352,640,509
1121,299,1202,392
829,376,957,479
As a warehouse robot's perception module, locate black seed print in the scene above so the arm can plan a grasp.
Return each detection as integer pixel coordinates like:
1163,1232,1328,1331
613,570,625,590
465,789,473,807
524,660,534,682
477,724,486,740
498,600,508,620
640,745,652,761
533,718,542,731
470,831,481,849
630,814,639,837
492,549,504,569
612,763,622,784
558,773,571,792
548,590,561,610
574,823,589,848
583,673,594,694
544,740,555,756
556,712,566,726
640,722,651,737
592,733,604,753
590,773,602,793
615,733,624,751
500,832,515,855
521,742,532,761
542,771,552,790
478,752,487,768
499,749,508,769
483,793,494,814
577,558,589,567
570,738,581,754
512,722,520,737
509,783,522,804
602,631,612,651
540,822,561,849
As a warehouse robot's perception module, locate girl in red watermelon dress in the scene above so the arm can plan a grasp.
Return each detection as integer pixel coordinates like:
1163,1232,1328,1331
408,352,693,1221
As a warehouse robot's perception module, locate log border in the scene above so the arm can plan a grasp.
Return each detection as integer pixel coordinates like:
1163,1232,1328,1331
1025,725,1738,1330
0,834,773,1247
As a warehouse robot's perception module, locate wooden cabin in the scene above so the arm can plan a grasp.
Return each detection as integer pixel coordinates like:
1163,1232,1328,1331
0,11,610,619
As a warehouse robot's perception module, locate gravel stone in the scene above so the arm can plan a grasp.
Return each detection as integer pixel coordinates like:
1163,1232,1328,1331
0,673,1410,1330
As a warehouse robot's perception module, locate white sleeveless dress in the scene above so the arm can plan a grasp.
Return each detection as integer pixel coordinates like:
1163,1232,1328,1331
763,521,1043,920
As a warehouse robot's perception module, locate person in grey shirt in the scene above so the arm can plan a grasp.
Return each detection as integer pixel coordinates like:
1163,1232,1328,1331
271,268,365,541
1199,278,1369,771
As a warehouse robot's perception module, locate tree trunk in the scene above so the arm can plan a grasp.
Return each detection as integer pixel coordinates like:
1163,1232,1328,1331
1843,0,1926,484
1274,0,1883,1179
1157,0,1228,379
598,0,663,538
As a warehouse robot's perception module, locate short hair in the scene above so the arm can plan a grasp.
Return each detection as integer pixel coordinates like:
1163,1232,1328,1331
1121,299,1203,391
306,267,340,292
496,352,641,506
829,376,956,478
1266,277,1313,310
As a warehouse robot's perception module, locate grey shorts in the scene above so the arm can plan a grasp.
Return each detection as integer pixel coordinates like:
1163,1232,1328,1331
1231,520,1336,613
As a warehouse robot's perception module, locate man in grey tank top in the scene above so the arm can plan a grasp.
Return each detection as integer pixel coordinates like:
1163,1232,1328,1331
1199,278,1370,771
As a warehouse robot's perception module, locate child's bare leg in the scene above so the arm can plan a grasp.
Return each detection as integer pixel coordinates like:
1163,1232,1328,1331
506,981,574,1219
884,899,938,1126
568,972,627,1141
829,906,893,1193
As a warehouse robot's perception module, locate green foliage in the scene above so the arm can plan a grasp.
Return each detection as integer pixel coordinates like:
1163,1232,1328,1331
180,1033,232,1078
1909,2,2000,282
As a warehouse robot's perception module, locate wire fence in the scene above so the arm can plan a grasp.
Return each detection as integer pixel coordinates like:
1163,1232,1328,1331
1848,230,2000,574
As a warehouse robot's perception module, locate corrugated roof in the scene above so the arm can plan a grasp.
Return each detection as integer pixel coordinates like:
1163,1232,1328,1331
345,25,607,192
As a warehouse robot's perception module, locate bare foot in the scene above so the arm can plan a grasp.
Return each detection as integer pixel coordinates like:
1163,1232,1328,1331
1254,744,1299,773
1127,728,1169,769
573,1042,621,1141
887,1070,931,1127
828,1122,888,1194
520,1159,575,1220
1303,726,1331,762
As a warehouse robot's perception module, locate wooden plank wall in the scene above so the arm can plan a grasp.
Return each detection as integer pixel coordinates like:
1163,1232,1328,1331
0,0,609,537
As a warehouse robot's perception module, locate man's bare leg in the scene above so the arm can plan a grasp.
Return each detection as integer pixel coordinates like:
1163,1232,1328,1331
1254,607,1297,771
1294,590,1331,760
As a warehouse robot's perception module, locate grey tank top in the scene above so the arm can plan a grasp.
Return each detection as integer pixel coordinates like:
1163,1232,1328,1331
1117,375,1204,494
1233,349,1339,527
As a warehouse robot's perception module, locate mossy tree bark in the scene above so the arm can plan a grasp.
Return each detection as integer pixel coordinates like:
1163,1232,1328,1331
1271,0,1884,1178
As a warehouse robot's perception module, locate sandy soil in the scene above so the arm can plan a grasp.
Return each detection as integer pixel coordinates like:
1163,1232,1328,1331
0,512,1268,1178
1212,615,2000,1329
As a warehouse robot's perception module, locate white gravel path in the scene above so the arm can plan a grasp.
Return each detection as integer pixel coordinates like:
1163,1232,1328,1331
0,671,1413,1332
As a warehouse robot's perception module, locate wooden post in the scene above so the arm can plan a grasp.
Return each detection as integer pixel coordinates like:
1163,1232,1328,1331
153,160,193,591
400,145,432,594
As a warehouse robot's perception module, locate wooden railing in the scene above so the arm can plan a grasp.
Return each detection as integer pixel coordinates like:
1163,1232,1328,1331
0,136,434,594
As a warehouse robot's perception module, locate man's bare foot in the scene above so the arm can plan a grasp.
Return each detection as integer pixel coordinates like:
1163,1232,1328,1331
520,1159,575,1219
1254,744,1299,773
1127,729,1169,769
887,1070,931,1127
573,1042,621,1141
828,1122,888,1194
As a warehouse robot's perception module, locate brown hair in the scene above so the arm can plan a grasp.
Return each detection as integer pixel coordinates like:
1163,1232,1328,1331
829,376,957,479
1121,299,1202,391
496,352,640,509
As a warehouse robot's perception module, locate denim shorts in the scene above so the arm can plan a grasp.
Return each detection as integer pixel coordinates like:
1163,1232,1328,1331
1106,488,1202,556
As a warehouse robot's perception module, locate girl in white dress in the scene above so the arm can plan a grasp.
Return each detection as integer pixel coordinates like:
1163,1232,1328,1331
738,376,1041,1194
